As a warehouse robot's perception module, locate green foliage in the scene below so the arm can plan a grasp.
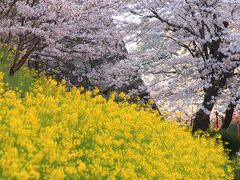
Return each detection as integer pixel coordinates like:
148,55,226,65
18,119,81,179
228,123,239,135
232,157,240,180
0,45,34,95
207,129,240,157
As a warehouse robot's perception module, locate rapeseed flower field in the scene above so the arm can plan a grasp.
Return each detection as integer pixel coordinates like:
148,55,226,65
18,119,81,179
0,72,234,179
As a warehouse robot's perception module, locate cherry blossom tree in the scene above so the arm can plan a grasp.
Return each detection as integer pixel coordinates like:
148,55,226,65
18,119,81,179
129,0,240,131
0,0,153,104
0,0,124,75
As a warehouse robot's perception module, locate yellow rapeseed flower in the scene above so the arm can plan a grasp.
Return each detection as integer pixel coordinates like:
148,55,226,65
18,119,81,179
0,72,234,179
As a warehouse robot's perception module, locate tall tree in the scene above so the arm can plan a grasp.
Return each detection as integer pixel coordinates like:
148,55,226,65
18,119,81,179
129,0,240,131
0,0,124,75
0,0,153,103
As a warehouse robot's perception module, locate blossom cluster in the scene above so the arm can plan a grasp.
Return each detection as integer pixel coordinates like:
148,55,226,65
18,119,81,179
0,72,233,179
128,0,240,117
0,0,123,60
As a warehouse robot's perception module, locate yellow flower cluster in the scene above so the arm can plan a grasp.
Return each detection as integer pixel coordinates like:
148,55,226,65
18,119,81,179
0,72,233,179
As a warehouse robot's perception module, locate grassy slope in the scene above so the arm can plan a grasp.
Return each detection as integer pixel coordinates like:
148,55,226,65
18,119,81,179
0,46,34,95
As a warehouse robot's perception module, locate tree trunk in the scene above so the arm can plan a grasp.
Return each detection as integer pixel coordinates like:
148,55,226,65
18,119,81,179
221,97,239,130
8,38,41,76
192,86,218,132
8,56,28,76
192,109,211,132
9,66,15,76
221,104,235,130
